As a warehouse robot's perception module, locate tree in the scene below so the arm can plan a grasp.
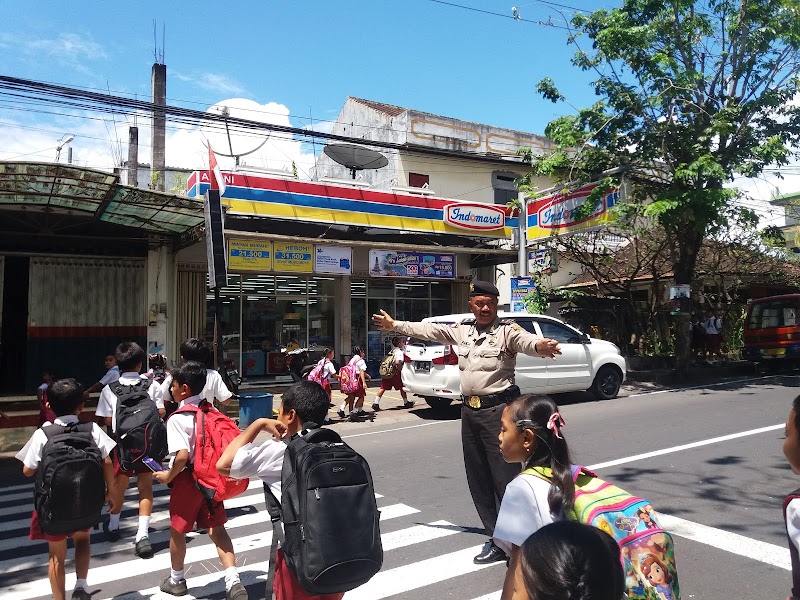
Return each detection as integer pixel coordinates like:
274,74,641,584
527,0,800,374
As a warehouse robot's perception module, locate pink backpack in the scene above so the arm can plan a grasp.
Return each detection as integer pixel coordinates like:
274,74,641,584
338,356,362,394
306,358,328,385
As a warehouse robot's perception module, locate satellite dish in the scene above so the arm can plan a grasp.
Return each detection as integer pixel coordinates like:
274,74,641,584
323,143,388,179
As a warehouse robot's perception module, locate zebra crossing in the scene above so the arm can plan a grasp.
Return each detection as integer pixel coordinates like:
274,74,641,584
1,477,508,600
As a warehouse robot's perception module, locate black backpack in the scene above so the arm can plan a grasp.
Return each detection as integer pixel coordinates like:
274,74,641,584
264,425,383,596
111,379,167,471
34,422,106,535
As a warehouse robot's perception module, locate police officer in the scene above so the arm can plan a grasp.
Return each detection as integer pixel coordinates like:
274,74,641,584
372,280,561,564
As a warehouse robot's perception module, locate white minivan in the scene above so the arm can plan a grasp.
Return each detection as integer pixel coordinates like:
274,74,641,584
401,312,627,409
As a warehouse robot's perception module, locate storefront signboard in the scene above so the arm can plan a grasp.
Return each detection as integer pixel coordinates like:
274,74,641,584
315,246,352,274
526,182,620,243
228,239,273,272
369,250,455,279
443,203,506,232
511,277,535,312
273,242,314,272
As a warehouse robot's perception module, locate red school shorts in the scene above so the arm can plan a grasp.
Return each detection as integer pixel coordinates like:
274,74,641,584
274,549,344,600
112,448,151,478
379,370,403,391
29,510,88,542
169,469,227,534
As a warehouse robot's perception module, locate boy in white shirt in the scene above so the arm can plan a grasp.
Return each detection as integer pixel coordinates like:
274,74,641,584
83,353,121,398
216,381,339,600
153,361,247,600
94,341,164,556
371,337,413,411
16,378,119,600
157,337,232,408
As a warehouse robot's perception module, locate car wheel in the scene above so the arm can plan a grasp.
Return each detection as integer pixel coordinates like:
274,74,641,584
591,366,622,400
425,397,453,410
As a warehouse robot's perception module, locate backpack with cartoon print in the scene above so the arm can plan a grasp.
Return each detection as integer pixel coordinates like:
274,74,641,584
338,356,362,394
526,466,680,600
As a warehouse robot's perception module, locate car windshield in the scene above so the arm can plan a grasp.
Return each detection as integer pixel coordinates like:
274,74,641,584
408,322,455,346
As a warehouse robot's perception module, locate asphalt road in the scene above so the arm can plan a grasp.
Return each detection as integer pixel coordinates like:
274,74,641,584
1,374,797,599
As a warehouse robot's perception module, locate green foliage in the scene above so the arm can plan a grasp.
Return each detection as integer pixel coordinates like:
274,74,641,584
522,274,551,314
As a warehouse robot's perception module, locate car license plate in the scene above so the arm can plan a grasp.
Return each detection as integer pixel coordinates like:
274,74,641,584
414,361,431,372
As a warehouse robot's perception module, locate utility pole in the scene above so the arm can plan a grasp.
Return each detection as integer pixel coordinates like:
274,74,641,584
517,191,528,277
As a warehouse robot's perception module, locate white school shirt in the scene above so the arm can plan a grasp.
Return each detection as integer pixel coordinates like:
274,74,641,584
229,438,287,502
320,360,337,382
788,499,800,558
355,358,367,373
16,415,116,470
493,472,555,556
157,369,232,405
165,393,218,463
703,316,722,335
95,372,163,433
98,365,121,386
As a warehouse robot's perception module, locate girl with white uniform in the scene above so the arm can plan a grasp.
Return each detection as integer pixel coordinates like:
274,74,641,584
494,395,576,600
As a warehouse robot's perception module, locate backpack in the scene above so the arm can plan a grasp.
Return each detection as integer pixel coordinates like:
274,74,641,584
338,356,362,394
305,358,328,385
171,400,249,506
264,425,382,596
784,489,800,599
111,379,168,472
526,466,680,600
379,353,398,379
34,422,106,535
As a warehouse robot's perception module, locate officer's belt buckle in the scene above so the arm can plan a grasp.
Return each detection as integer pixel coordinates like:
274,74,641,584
467,395,481,409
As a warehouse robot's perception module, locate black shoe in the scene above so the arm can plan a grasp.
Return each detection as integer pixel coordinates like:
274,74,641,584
103,520,120,542
71,588,91,600
160,575,188,596
226,582,248,600
473,540,506,564
134,536,153,558
337,408,346,419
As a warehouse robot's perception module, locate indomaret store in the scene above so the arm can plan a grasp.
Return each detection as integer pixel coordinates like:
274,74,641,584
0,162,517,393
184,170,517,379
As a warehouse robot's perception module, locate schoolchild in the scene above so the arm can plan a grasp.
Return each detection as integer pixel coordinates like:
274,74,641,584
371,337,413,411
153,361,248,600
37,368,56,426
493,394,575,600
16,378,119,600
157,338,232,408
783,394,800,600
94,341,164,555
510,521,624,600
312,347,339,401
336,346,370,420
217,380,342,600
83,352,121,397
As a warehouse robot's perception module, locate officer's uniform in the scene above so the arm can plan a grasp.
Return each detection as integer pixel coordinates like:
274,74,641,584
391,288,548,544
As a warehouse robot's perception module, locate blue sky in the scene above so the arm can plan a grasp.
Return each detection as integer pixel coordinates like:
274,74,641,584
0,0,791,221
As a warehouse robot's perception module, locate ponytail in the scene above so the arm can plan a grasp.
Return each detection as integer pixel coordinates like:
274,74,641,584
508,395,575,517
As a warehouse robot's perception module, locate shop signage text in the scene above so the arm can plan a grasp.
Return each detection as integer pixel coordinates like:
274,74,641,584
273,242,314,272
443,203,505,231
315,246,352,274
526,183,620,242
369,250,455,279
228,239,273,272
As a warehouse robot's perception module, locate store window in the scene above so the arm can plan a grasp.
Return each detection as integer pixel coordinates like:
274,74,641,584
352,279,453,361
207,274,336,380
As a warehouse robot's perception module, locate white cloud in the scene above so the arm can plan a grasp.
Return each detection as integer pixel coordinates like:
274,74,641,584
0,97,319,184
2,32,108,75
172,70,247,96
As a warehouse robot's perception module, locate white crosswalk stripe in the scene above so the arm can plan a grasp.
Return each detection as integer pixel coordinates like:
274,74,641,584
0,479,486,600
5,474,786,600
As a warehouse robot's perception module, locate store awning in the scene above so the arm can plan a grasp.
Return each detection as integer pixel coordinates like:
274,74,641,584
0,162,205,235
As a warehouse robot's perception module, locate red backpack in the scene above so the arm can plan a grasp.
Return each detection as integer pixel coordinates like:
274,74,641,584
171,400,249,504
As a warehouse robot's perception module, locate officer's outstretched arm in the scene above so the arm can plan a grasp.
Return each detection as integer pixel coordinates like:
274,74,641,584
372,309,459,345
510,326,561,359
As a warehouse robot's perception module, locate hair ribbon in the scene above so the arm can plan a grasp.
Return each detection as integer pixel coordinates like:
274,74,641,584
546,412,565,439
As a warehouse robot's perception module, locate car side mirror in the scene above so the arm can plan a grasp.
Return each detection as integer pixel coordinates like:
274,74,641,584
581,333,591,344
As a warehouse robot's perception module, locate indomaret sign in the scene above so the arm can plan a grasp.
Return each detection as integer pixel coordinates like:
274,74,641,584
526,182,620,243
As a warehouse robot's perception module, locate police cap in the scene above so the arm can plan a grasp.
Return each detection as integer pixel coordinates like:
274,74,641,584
469,280,500,297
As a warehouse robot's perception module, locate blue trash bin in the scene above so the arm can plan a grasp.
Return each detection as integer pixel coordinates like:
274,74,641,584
237,392,274,429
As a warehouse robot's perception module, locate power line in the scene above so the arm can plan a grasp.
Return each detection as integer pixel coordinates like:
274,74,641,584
427,0,572,29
